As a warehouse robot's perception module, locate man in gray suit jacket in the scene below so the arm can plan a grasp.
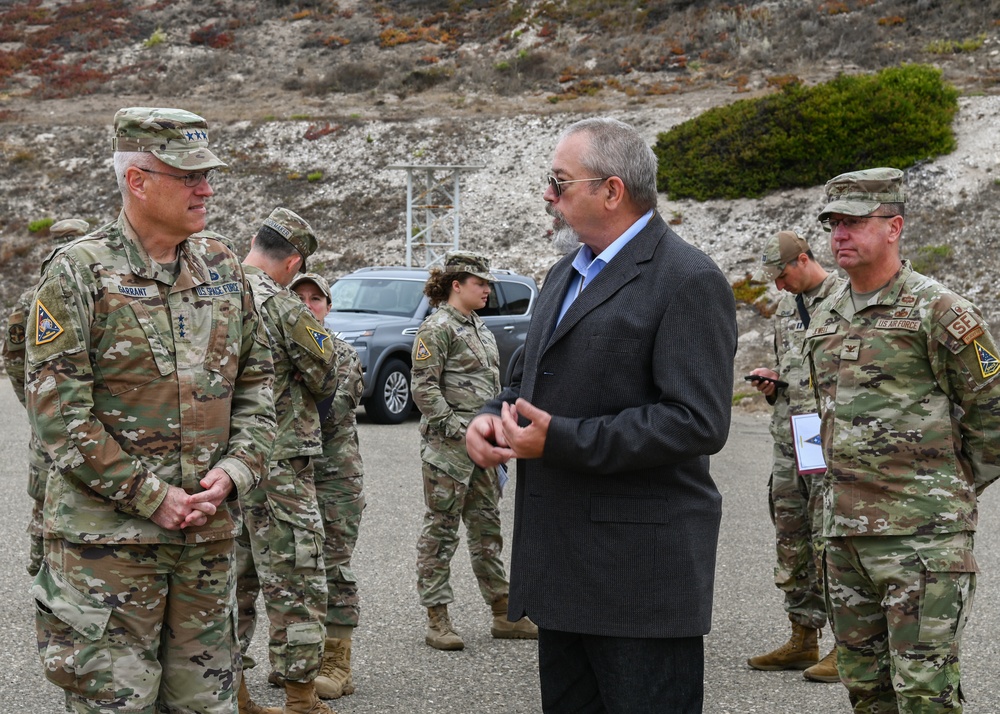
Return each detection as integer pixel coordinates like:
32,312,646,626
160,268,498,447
467,117,738,713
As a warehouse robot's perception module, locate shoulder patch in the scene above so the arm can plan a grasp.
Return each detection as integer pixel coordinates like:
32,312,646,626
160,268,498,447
943,309,983,345
288,309,333,362
35,299,65,345
415,337,432,361
975,340,1000,380
307,326,330,354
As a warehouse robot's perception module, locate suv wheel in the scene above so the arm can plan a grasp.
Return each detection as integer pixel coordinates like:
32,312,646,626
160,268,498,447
367,358,413,424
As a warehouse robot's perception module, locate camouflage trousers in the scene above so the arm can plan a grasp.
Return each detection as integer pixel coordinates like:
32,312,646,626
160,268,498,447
236,457,328,683
416,460,508,608
769,442,827,629
825,532,977,713
33,537,239,714
315,474,365,629
27,496,44,577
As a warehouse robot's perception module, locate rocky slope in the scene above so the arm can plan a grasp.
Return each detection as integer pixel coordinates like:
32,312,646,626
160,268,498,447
1,0,999,400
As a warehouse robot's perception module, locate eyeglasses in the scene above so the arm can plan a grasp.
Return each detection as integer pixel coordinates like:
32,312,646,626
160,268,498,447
820,215,897,232
136,167,216,188
547,175,609,197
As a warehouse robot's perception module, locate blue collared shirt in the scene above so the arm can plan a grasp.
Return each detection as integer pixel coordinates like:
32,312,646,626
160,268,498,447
556,210,654,324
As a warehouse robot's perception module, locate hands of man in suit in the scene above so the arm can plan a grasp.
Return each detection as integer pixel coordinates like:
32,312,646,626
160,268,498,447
500,398,551,460
466,413,515,468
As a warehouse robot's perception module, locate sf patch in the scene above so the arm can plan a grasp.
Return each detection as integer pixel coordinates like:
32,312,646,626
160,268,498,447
35,300,65,345
414,337,431,361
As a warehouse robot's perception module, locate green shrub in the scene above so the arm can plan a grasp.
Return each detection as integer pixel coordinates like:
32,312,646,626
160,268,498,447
654,65,959,201
28,217,54,233
926,34,986,55
307,171,323,182
910,243,953,274
143,28,166,48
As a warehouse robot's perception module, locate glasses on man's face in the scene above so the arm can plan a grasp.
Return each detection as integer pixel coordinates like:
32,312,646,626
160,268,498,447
547,175,609,197
820,215,896,232
136,167,216,188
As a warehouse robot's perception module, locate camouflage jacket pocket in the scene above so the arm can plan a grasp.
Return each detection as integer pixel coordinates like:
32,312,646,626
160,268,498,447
31,563,112,641
31,563,114,700
94,300,173,395
419,432,475,483
204,298,241,385
266,491,324,572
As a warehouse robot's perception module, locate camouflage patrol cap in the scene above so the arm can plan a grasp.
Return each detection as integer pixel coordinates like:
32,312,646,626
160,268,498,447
753,231,809,283
819,167,904,220
261,207,318,271
48,218,90,241
112,107,227,171
289,272,332,304
444,250,495,281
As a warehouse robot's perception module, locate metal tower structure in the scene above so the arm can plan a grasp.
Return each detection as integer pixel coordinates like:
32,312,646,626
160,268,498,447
387,163,484,269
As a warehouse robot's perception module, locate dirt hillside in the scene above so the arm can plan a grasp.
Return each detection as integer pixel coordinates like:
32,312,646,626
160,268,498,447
2,0,999,401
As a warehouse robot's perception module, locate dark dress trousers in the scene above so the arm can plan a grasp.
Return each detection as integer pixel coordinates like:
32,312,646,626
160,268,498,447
482,213,738,640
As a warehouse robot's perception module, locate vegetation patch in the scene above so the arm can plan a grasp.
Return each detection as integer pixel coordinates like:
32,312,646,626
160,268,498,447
0,0,137,96
732,275,774,317
654,64,959,201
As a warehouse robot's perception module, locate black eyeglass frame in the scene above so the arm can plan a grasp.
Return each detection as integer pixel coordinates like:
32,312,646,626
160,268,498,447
135,167,216,188
820,215,898,232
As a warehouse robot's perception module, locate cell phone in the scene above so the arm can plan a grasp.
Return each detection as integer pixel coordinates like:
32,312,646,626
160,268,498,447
744,374,790,389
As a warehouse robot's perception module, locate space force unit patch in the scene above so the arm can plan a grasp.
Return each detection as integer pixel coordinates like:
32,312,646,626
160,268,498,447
35,300,64,345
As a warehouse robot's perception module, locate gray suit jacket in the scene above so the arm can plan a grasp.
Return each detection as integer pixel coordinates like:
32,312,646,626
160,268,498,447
483,213,737,638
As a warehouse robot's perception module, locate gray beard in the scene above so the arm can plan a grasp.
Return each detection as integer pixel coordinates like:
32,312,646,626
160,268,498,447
550,224,580,255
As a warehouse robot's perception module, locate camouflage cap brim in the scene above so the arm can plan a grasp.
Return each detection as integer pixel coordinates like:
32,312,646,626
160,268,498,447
752,263,783,283
152,146,227,171
449,264,496,281
818,198,882,221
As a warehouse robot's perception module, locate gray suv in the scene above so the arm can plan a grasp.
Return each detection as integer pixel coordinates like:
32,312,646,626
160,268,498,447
324,266,538,424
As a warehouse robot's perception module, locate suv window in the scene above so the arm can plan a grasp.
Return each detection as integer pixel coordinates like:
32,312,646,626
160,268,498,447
477,280,533,317
330,277,425,318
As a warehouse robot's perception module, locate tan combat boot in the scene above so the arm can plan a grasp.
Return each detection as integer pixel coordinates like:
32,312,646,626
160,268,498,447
747,620,820,670
281,680,338,714
804,646,840,682
490,595,538,639
426,604,465,650
313,637,355,699
237,676,282,714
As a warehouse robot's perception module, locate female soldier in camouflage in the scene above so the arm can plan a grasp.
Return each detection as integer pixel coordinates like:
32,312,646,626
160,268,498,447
411,251,536,650
289,272,366,700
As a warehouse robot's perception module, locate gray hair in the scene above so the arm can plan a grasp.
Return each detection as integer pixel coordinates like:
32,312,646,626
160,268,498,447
113,151,153,196
559,118,658,212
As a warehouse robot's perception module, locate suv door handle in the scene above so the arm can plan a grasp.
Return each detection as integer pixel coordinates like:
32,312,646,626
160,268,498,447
503,325,515,332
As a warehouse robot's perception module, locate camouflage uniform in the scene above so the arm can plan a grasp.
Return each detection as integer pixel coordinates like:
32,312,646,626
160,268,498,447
806,261,1000,711
412,302,508,607
766,272,844,629
313,338,366,630
5,223,91,577
25,207,276,713
236,262,338,684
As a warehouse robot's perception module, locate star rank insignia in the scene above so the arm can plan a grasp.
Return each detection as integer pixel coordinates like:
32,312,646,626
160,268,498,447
35,300,64,345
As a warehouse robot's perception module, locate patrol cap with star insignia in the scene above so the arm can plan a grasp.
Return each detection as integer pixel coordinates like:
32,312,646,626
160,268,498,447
443,250,496,281
752,230,809,283
289,272,331,304
818,167,904,221
112,107,227,171
259,207,318,271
